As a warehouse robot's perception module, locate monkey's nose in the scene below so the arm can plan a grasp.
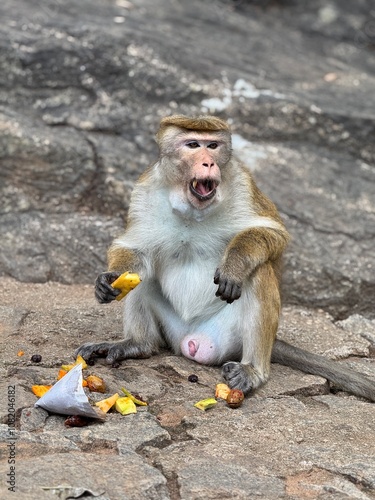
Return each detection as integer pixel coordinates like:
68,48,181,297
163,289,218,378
202,162,215,168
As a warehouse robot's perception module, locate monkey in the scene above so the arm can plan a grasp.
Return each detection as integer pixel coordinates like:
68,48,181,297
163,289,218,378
76,115,375,402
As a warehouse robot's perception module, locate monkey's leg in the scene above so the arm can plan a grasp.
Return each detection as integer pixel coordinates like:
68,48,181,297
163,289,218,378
222,264,280,394
76,281,165,364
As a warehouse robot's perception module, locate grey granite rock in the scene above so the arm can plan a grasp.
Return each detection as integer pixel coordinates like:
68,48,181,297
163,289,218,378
0,0,374,319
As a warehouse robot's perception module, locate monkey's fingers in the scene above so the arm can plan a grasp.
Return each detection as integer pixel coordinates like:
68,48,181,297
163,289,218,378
75,341,112,361
95,272,121,303
214,270,242,303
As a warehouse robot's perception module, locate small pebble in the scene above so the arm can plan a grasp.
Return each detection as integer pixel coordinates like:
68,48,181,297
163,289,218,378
188,374,199,383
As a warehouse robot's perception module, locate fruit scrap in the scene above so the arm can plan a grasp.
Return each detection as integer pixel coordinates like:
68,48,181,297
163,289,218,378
194,398,217,411
226,389,244,408
57,369,88,387
64,415,90,427
115,397,137,415
112,272,141,301
86,375,106,393
121,387,147,406
95,393,119,413
61,354,88,372
215,383,231,400
57,369,68,380
31,385,53,398
17,350,25,357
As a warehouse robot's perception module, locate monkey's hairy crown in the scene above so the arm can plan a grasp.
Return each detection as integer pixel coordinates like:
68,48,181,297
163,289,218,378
156,114,231,142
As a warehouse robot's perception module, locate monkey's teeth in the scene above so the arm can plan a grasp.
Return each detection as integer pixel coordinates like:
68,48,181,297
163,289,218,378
192,180,198,189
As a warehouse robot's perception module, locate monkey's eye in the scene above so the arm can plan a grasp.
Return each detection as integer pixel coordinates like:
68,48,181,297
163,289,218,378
207,142,218,150
186,141,200,149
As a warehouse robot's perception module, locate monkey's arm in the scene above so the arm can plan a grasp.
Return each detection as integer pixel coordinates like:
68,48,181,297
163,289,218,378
107,246,142,273
215,226,289,303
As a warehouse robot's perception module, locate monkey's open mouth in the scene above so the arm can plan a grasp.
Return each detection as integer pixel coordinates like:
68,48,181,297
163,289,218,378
189,178,217,202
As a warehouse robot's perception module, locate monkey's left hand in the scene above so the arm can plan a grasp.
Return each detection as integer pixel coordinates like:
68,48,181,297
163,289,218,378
214,268,242,304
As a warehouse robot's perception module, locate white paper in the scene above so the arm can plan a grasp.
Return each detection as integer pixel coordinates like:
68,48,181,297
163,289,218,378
35,364,105,420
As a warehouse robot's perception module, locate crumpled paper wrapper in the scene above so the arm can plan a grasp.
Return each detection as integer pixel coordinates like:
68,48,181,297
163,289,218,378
35,364,105,420
41,485,108,499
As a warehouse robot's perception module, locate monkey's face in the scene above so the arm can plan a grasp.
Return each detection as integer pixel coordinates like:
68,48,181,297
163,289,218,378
161,130,232,212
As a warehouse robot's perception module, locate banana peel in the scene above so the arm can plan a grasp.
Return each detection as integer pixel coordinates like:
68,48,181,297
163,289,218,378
194,398,217,411
121,387,147,406
115,397,137,415
112,272,141,301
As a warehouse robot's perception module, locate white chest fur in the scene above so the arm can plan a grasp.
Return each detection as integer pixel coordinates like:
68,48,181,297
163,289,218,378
154,215,228,322
115,174,281,322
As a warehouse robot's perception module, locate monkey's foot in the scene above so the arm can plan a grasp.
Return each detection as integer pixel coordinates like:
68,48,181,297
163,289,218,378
75,340,149,365
222,362,266,394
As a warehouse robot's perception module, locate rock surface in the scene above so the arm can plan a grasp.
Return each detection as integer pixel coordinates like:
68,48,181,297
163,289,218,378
1,0,375,498
1,0,375,318
1,279,375,499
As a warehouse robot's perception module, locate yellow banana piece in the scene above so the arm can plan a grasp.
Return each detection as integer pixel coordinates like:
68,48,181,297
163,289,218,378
115,397,137,415
111,272,141,301
194,398,218,411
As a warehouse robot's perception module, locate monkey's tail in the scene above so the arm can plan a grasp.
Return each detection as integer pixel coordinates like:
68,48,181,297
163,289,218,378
271,339,375,402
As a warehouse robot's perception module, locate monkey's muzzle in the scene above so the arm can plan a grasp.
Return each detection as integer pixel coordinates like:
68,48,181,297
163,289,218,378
189,178,218,202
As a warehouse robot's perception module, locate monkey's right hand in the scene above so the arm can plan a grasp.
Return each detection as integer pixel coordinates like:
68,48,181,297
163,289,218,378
95,272,121,303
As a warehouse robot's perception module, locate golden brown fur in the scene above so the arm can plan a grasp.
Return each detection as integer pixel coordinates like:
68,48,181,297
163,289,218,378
156,114,230,140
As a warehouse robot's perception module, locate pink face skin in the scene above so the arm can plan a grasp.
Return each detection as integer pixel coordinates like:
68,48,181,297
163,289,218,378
177,134,224,210
180,333,218,365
